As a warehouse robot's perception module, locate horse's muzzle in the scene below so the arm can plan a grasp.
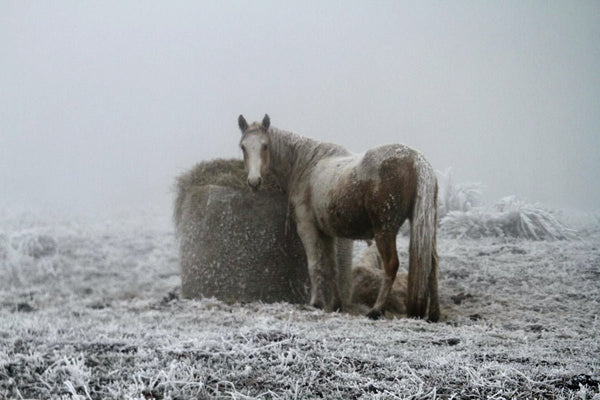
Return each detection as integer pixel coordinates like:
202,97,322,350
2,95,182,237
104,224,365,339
247,177,262,191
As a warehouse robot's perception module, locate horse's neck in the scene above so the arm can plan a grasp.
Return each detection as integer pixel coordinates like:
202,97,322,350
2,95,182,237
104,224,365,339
267,128,310,191
268,128,348,193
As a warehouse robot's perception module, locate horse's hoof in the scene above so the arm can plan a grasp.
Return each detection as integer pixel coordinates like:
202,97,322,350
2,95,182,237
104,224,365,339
331,301,343,313
427,311,441,323
309,300,325,310
366,309,382,320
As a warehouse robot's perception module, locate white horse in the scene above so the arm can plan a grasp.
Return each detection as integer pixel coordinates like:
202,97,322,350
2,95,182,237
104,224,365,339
238,114,439,320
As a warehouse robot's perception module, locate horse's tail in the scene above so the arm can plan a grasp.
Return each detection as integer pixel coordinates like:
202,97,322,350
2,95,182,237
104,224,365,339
407,156,439,320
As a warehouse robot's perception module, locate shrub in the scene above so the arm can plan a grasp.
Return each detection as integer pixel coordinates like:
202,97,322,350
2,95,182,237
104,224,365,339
437,168,483,219
440,196,576,240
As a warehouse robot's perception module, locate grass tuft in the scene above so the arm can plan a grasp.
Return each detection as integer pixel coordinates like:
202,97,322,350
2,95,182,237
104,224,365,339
440,196,577,240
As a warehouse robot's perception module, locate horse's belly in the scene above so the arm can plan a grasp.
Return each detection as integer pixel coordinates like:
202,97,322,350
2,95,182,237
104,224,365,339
323,185,374,239
311,161,374,239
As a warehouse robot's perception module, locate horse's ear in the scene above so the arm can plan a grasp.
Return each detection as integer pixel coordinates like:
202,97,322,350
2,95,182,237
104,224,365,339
262,114,270,130
238,115,248,133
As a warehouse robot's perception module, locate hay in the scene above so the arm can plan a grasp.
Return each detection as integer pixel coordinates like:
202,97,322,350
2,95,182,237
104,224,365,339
177,184,311,303
174,158,281,234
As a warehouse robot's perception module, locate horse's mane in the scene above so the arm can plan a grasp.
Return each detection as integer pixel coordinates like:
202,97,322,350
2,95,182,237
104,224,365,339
267,127,350,190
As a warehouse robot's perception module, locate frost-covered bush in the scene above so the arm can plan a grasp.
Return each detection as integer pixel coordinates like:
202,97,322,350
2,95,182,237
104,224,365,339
440,196,576,240
437,168,483,219
0,232,9,262
10,231,58,259
0,230,62,287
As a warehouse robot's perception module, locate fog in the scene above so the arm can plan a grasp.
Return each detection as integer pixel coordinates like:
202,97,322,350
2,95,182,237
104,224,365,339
1,1,599,215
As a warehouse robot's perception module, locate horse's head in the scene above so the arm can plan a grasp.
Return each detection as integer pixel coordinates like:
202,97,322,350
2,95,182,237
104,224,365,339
238,114,270,191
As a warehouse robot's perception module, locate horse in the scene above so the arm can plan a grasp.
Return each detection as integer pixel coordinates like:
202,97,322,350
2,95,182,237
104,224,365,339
237,114,440,321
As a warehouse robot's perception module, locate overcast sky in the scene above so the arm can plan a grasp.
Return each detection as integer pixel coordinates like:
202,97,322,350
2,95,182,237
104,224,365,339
1,1,599,214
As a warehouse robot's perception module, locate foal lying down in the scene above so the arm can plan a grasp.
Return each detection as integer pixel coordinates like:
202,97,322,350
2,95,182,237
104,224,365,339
351,243,408,315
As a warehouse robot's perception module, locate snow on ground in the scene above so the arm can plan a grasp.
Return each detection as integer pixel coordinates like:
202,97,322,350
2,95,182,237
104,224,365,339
0,208,599,399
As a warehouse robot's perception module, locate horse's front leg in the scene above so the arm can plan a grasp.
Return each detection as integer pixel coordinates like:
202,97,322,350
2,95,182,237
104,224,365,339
296,221,326,308
295,221,340,310
321,235,342,311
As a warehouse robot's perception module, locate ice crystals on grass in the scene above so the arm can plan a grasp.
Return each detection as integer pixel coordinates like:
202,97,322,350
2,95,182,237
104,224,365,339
441,196,577,240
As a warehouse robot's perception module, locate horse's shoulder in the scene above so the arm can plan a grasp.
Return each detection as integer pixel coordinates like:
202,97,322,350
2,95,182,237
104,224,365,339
288,180,311,205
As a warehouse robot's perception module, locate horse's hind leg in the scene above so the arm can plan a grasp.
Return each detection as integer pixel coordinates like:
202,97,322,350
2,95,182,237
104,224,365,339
366,231,399,320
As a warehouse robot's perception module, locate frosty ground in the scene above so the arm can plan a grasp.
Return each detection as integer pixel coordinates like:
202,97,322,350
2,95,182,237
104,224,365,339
1,208,599,399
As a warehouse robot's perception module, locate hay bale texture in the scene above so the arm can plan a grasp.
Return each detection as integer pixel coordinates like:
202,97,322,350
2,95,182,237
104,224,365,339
174,159,352,305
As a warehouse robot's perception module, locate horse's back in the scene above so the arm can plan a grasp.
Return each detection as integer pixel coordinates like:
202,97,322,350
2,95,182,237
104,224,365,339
360,144,419,175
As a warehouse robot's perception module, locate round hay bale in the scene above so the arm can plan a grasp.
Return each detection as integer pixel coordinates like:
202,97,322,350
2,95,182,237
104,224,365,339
175,159,352,305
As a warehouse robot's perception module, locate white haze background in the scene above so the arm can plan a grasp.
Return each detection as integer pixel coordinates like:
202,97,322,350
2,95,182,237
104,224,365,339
1,1,599,215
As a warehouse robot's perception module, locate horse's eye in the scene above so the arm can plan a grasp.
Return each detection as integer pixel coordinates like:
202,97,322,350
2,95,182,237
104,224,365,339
240,145,246,152
261,144,268,151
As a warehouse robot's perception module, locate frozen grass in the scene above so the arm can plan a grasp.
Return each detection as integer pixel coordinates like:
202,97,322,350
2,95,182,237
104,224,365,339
561,210,600,237
1,209,599,399
440,196,578,240
437,168,483,220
